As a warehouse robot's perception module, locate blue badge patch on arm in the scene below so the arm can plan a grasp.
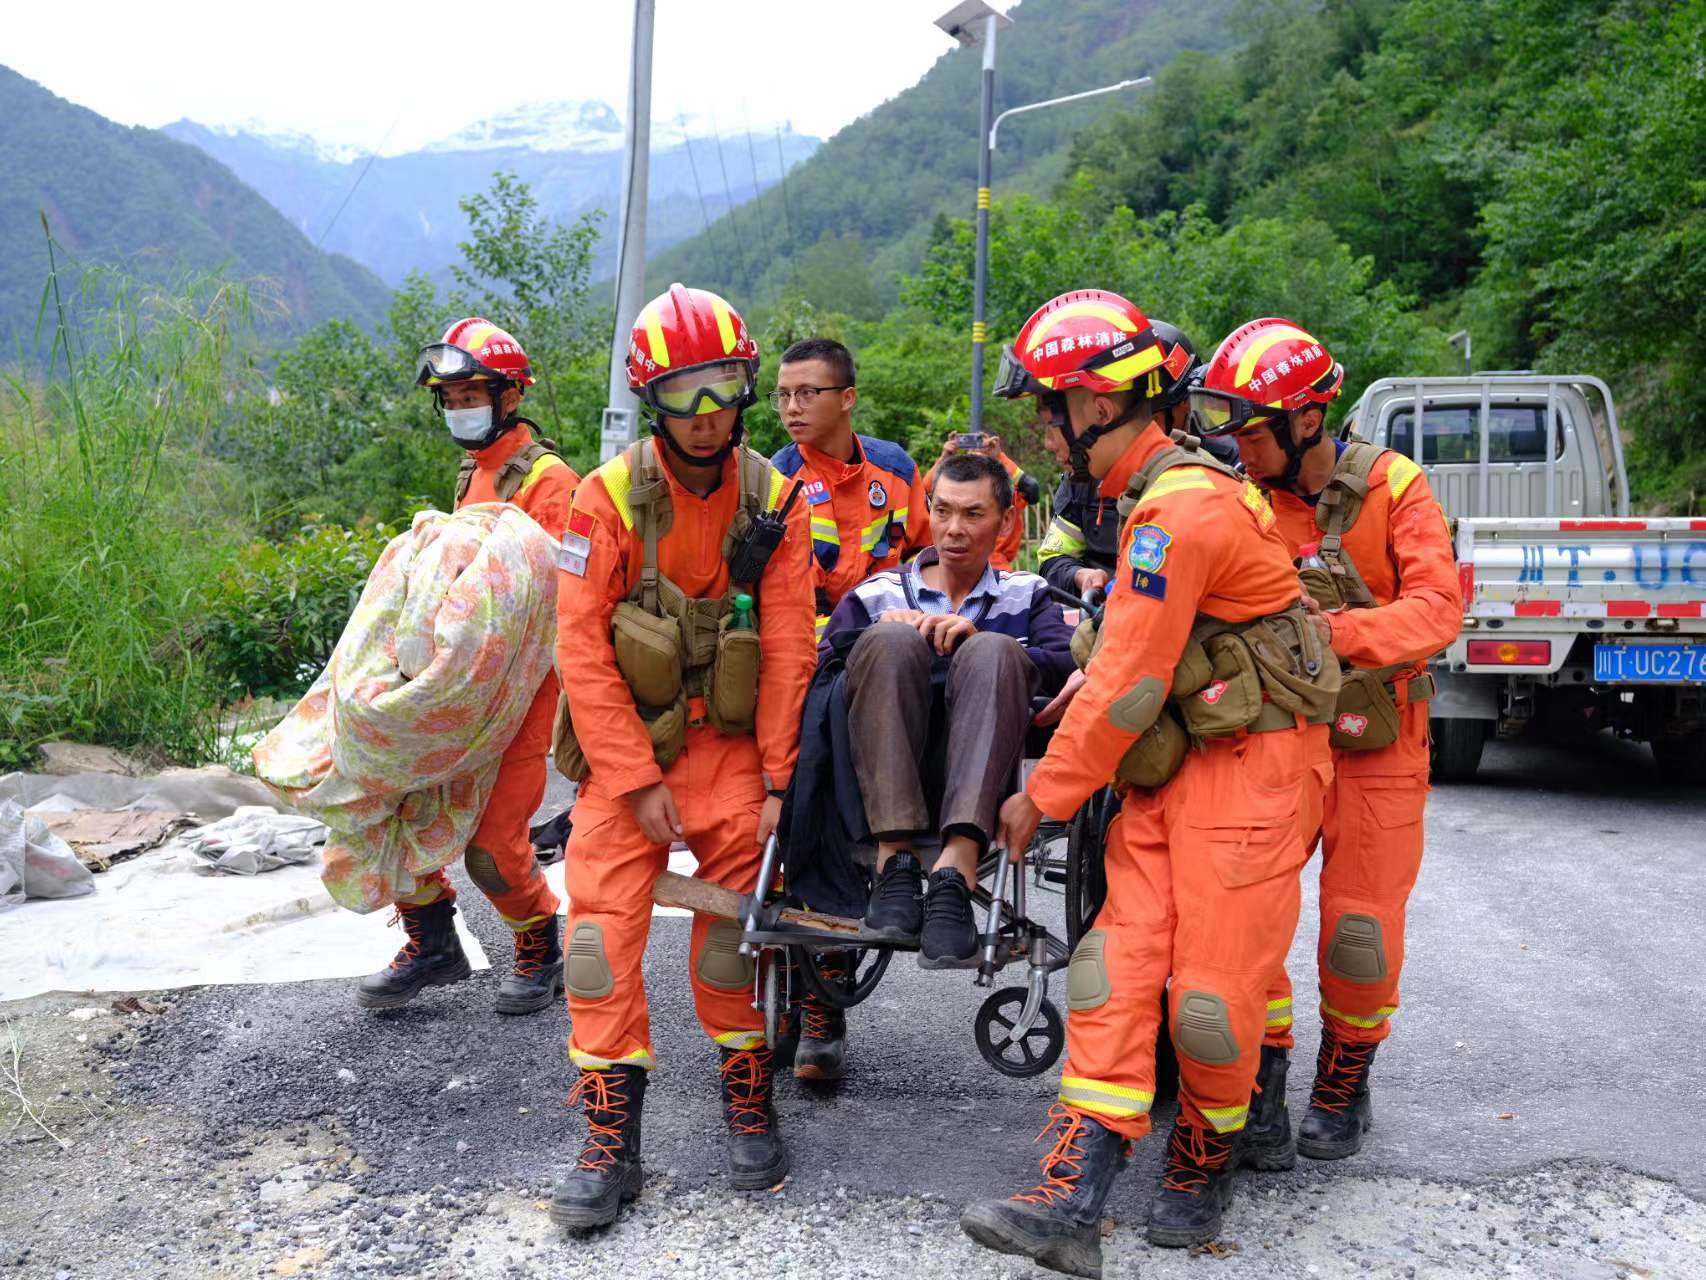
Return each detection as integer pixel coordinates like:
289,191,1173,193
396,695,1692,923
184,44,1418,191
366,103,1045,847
1127,522,1172,600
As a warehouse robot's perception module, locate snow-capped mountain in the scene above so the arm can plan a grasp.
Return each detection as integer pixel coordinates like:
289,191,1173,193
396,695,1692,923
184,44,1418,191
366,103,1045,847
424,100,625,154
163,103,820,285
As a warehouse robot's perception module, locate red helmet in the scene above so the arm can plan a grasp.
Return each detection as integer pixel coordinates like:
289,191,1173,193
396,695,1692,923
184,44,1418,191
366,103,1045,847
414,318,535,388
626,283,759,417
1190,318,1343,435
1010,289,1167,395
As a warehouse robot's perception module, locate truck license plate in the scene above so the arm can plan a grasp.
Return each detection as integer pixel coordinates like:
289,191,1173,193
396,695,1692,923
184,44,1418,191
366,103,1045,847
1593,643,1706,683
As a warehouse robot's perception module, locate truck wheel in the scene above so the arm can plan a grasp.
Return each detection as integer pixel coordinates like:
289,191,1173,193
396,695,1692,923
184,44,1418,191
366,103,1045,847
1651,728,1706,785
1430,718,1487,782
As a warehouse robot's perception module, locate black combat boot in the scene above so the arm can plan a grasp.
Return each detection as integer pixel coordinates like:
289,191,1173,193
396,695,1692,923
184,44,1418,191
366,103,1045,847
354,896,471,1009
864,851,924,941
1297,1029,1377,1160
960,1106,1130,1279
1146,1117,1237,1247
1237,1045,1296,1171
793,955,848,1082
550,1065,647,1229
495,915,564,1016
718,1046,790,1188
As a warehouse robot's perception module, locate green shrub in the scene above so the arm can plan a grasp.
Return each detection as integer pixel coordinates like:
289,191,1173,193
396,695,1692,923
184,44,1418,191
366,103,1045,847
0,245,256,765
202,522,396,700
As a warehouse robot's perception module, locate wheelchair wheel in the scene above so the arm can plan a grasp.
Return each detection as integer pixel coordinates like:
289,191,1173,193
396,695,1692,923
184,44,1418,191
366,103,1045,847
1063,790,1111,948
759,950,783,1053
791,946,892,1011
974,988,1065,1079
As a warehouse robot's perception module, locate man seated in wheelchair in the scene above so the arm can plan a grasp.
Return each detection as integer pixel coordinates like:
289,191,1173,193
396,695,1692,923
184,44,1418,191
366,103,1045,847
820,451,1075,964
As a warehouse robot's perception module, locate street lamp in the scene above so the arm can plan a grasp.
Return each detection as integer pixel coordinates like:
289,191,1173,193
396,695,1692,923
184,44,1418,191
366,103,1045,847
934,2,1151,427
934,1,1012,433
1449,329,1472,376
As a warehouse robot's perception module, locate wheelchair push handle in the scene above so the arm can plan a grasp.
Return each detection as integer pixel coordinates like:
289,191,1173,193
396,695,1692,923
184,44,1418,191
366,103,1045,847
1041,581,1106,624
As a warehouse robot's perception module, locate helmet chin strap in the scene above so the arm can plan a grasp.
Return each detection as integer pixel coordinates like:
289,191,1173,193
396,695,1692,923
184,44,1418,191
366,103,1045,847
651,409,745,471
1264,411,1326,492
1062,396,1149,482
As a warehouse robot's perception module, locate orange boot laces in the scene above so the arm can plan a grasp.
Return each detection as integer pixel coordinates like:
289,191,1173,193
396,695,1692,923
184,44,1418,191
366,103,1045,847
1310,1034,1377,1114
1159,1122,1233,1196
719,1049,775,1135
386,903,428,972
566,1070,634,1172
511,921,551,980
1010,1105,1119,1207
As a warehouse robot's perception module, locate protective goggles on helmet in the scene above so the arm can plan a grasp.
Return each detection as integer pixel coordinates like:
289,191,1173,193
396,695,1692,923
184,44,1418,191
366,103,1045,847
1186,386,1287,437
994,345,1046,400
642,361,756,418
415,342,506,387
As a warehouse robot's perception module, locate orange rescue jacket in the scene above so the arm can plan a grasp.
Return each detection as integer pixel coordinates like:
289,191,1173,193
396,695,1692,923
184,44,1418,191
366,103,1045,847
454,423,579,542
556,438,817,797
1028,427,1305,819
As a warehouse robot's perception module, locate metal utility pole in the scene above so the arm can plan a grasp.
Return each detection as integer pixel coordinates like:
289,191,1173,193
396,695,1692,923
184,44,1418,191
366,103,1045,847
602,0,655,463
936,1,1012,432
1449,329,1473,376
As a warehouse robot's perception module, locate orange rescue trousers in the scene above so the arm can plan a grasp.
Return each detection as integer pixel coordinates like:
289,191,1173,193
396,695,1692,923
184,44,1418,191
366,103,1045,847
1058,727,1315,1141
562,723,768,1070
1265,700,1429,1048
401,673,563,929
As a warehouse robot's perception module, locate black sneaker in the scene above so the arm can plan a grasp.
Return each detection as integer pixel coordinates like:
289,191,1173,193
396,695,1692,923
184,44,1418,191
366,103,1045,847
864,852,924,941
918,868,976,967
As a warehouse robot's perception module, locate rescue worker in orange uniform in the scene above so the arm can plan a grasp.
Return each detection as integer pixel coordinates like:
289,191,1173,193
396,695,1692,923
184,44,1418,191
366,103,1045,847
770,337,932,639
355,318,577,1017
927,431,1041,571
767,335,931,1084
547,285,816,1231
959,291,1335,1277
1191,320,1462,1170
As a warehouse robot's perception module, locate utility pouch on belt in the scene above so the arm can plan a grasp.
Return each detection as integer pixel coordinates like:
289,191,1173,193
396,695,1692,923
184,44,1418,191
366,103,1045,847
1298,563,1345,612
611,602,684,707
707,612,763,736
644,694,689,768
1329,668,1402,751
1177,633,1266,737
1114,708,1189,789
552,692,589,783
1242,605,1342,724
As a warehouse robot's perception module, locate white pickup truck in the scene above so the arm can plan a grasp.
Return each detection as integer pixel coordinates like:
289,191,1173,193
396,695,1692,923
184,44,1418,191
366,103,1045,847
1341,374,1706,783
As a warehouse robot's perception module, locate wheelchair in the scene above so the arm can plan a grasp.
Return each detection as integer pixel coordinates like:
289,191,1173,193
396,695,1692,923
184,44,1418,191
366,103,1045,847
734,704,1114,1081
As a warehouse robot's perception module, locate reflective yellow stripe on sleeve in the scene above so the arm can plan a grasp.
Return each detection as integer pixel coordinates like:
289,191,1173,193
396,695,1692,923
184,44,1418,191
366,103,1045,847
1265,997,1293,1029
516,452,568,498
597,454,636,530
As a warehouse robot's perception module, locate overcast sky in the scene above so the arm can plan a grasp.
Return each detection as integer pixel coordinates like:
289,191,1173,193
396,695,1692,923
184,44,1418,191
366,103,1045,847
8,0,1003,153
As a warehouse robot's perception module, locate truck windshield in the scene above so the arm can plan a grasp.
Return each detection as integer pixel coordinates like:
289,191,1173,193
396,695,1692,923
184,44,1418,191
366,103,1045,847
1388,406,1558,463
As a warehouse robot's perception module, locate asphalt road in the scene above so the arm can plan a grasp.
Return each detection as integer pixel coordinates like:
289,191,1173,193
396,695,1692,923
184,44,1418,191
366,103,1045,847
3,729,1703,1278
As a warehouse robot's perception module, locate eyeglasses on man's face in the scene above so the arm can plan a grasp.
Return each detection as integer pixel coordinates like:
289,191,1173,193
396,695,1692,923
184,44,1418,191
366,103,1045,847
767,384,849,409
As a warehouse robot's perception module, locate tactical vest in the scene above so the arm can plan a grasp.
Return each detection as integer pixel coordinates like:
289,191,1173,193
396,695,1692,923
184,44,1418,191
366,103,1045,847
1073,433,1341,790
1297,438,1435,751
455,436,566,504
553,439,784,784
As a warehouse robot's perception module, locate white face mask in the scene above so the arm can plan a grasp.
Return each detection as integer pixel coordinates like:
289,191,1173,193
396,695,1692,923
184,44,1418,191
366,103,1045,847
444,405,494,446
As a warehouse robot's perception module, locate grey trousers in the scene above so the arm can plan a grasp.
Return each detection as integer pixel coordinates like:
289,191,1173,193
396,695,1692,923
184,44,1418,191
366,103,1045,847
846,622,1034,850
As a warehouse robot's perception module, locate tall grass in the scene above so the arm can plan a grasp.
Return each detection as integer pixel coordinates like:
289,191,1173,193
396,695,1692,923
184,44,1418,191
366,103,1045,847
0,229,259,767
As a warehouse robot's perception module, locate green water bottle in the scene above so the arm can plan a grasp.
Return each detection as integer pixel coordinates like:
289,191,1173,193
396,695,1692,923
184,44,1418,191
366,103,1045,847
731,593,755,631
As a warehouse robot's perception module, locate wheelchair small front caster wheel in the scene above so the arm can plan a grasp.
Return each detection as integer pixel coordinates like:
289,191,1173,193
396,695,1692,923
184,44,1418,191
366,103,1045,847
973,987,1065,1078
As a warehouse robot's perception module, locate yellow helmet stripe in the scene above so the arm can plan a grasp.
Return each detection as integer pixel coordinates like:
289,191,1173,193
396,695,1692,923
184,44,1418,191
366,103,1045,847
1025,302,1140,352
642,301,671,369
1232,324,1317,391
712,296,738,355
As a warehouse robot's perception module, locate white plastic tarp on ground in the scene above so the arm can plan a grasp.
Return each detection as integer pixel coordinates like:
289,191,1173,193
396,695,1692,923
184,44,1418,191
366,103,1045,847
0,846,491,1002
